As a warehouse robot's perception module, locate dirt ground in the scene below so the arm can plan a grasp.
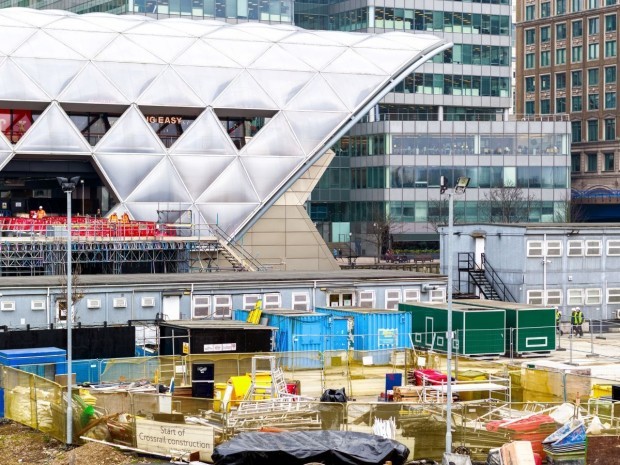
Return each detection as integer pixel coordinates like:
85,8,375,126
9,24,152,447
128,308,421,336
0,419,165,465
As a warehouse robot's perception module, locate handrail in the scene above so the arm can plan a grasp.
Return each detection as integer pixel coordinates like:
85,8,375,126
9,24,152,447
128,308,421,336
208,223,266,272
481,254,517,302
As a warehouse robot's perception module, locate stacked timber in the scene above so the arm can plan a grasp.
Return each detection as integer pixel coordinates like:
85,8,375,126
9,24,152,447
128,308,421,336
393,386,424,402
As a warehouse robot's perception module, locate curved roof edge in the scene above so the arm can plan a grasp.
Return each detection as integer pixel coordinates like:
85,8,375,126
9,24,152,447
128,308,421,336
236,38,453,239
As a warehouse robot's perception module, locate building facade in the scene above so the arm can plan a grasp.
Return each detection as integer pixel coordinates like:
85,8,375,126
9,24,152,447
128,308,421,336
442,222,620,322
516,0,620,221
304,0,572,253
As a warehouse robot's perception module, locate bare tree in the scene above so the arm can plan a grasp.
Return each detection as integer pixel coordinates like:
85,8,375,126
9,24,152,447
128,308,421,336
483,183,534,223
427,197,464,233
369,214,400,262
554,192,588,223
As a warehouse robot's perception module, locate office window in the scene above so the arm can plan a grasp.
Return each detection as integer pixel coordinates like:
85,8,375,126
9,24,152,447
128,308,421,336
526,5,535,20
541,26,551,42
573,20,583,37
572,70,582,87
607,0,616,5
292,292,310,311
556,97,566,113
607,240,620,255
527,290,543,305
547,241,563,257
525,29,536,45
525,101,535,114
525,76,535,92
604,153,615,171
585,240,602,256
541,2,551,17
527,240,543,257
572,0,583,12
586,288,602,305
586,152,598,171
556,48,567,64
572,45,582,62
589,93,599,110
557,0,567,14
588,121,599,141
606,66,617,83
571,153,581,171
568,240,585,256
567,288,584,305
588,43,599,60
572,121,582,142
605,118,616,139
541,99,551,113
541,50,551,66
606,40,617,57
606,14,617,32
557,23,567,39
588,68,599,85
589,0,598,7
607,288,620,303
541,75,551,91
193,295,211,318
556,73,567,89
606,92,617,109
588,17,599,35
213,295,232,318
385,289,401,310
525,53,535,69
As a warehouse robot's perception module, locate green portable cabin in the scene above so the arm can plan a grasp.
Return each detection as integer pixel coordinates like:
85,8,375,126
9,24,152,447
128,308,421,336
459,300,556,355
399,302,506,357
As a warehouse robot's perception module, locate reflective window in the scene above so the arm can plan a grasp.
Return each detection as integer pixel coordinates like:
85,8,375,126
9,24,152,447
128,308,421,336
589,17,599,35
526,29,536,44
557,23,567,40
572,121,582,142
588,120,599,141
556,48,566,64
556,97,566,113
606,66,617,83
572,45,582,62
526,76,535,92
605,118,616,140
606,40,617,58
572,95,583,111
589,93,600,110
572,70,583,87
589,68,599,86
604,153,615,171
0,109,39,144
606,91,617,109
68,112,122,146
556,73,567,89
573,20,583,37
541,26,551,42
606,14,617,32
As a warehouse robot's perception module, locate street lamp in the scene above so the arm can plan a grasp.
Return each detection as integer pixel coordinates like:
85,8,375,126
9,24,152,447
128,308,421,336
440,175,469,456
56,175,80,445
348,232,353,266
80,179,84,216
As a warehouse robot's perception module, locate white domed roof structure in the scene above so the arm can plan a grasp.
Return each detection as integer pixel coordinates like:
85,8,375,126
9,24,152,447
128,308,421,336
0,8,448,237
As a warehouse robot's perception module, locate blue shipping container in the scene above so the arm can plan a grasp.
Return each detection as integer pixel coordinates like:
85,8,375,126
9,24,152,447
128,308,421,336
234,309,330,369
315,307,412,365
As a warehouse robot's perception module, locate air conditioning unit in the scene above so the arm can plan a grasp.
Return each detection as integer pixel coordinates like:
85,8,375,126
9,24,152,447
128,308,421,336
87,299,101,309
113,298,127,308
141,297,155,307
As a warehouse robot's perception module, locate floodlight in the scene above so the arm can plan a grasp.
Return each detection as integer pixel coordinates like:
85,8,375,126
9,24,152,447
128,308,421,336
454,176,470,194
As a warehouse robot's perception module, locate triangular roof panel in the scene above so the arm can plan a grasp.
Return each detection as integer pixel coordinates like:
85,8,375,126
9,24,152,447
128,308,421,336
322,48,388,75
196,202,258,236
206,39,272,68
0,58,50,102
248,45,314,72
203,26,267,42
170,108,238,155
15,102,91,154
240,113,305,158
212,70,278,110
173,40,240,68
58,61,129,104
81,15,150,33
127,158,191,203
46,29,116,59
354,46,421,74
0,25,36,55
171,155,235,199
95,106,165,154
137,67,203,107
126,34,196,63
235,23,296,42
283,110,349,155
322,73,387,111
45,15,114,32
241,156,302,199
158,18,224,37
285,74,349,112
11,29,85,60
198,159,259,203
0,9,61,28
94,153,164,200
124,21,188,37
94,35,164,64
248,69,314,108
278,43,345,71
279,31,340,47
173,66,241,106
96,61,165,101
0,151,13,171
13,58,86,100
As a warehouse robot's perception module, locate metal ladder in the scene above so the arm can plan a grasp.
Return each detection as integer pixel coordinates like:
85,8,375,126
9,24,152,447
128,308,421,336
244,355,288,401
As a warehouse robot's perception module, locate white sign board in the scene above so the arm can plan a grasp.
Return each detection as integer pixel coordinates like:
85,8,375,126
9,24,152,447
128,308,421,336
136,418,214,462
203,342,236,352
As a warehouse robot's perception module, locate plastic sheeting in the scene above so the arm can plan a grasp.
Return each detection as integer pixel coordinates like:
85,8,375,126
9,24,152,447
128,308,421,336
212,430,410,465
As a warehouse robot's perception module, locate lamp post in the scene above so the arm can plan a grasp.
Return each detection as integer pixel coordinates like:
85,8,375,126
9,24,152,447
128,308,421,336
56,176,80,445
348,232,353,266
80,179,84,216
440,175,469,456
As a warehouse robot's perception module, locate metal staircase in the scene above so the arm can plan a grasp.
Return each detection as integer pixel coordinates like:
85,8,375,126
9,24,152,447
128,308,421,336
209,224,266,272
458,253,516,302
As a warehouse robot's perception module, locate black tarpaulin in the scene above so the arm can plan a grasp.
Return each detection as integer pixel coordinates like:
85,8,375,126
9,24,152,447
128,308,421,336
211,430,410,465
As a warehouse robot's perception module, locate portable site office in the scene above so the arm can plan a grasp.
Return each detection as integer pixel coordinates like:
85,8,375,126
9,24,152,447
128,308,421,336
315,307,411,365
398,302,506,357
458,300,556,355
233,309,331,369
